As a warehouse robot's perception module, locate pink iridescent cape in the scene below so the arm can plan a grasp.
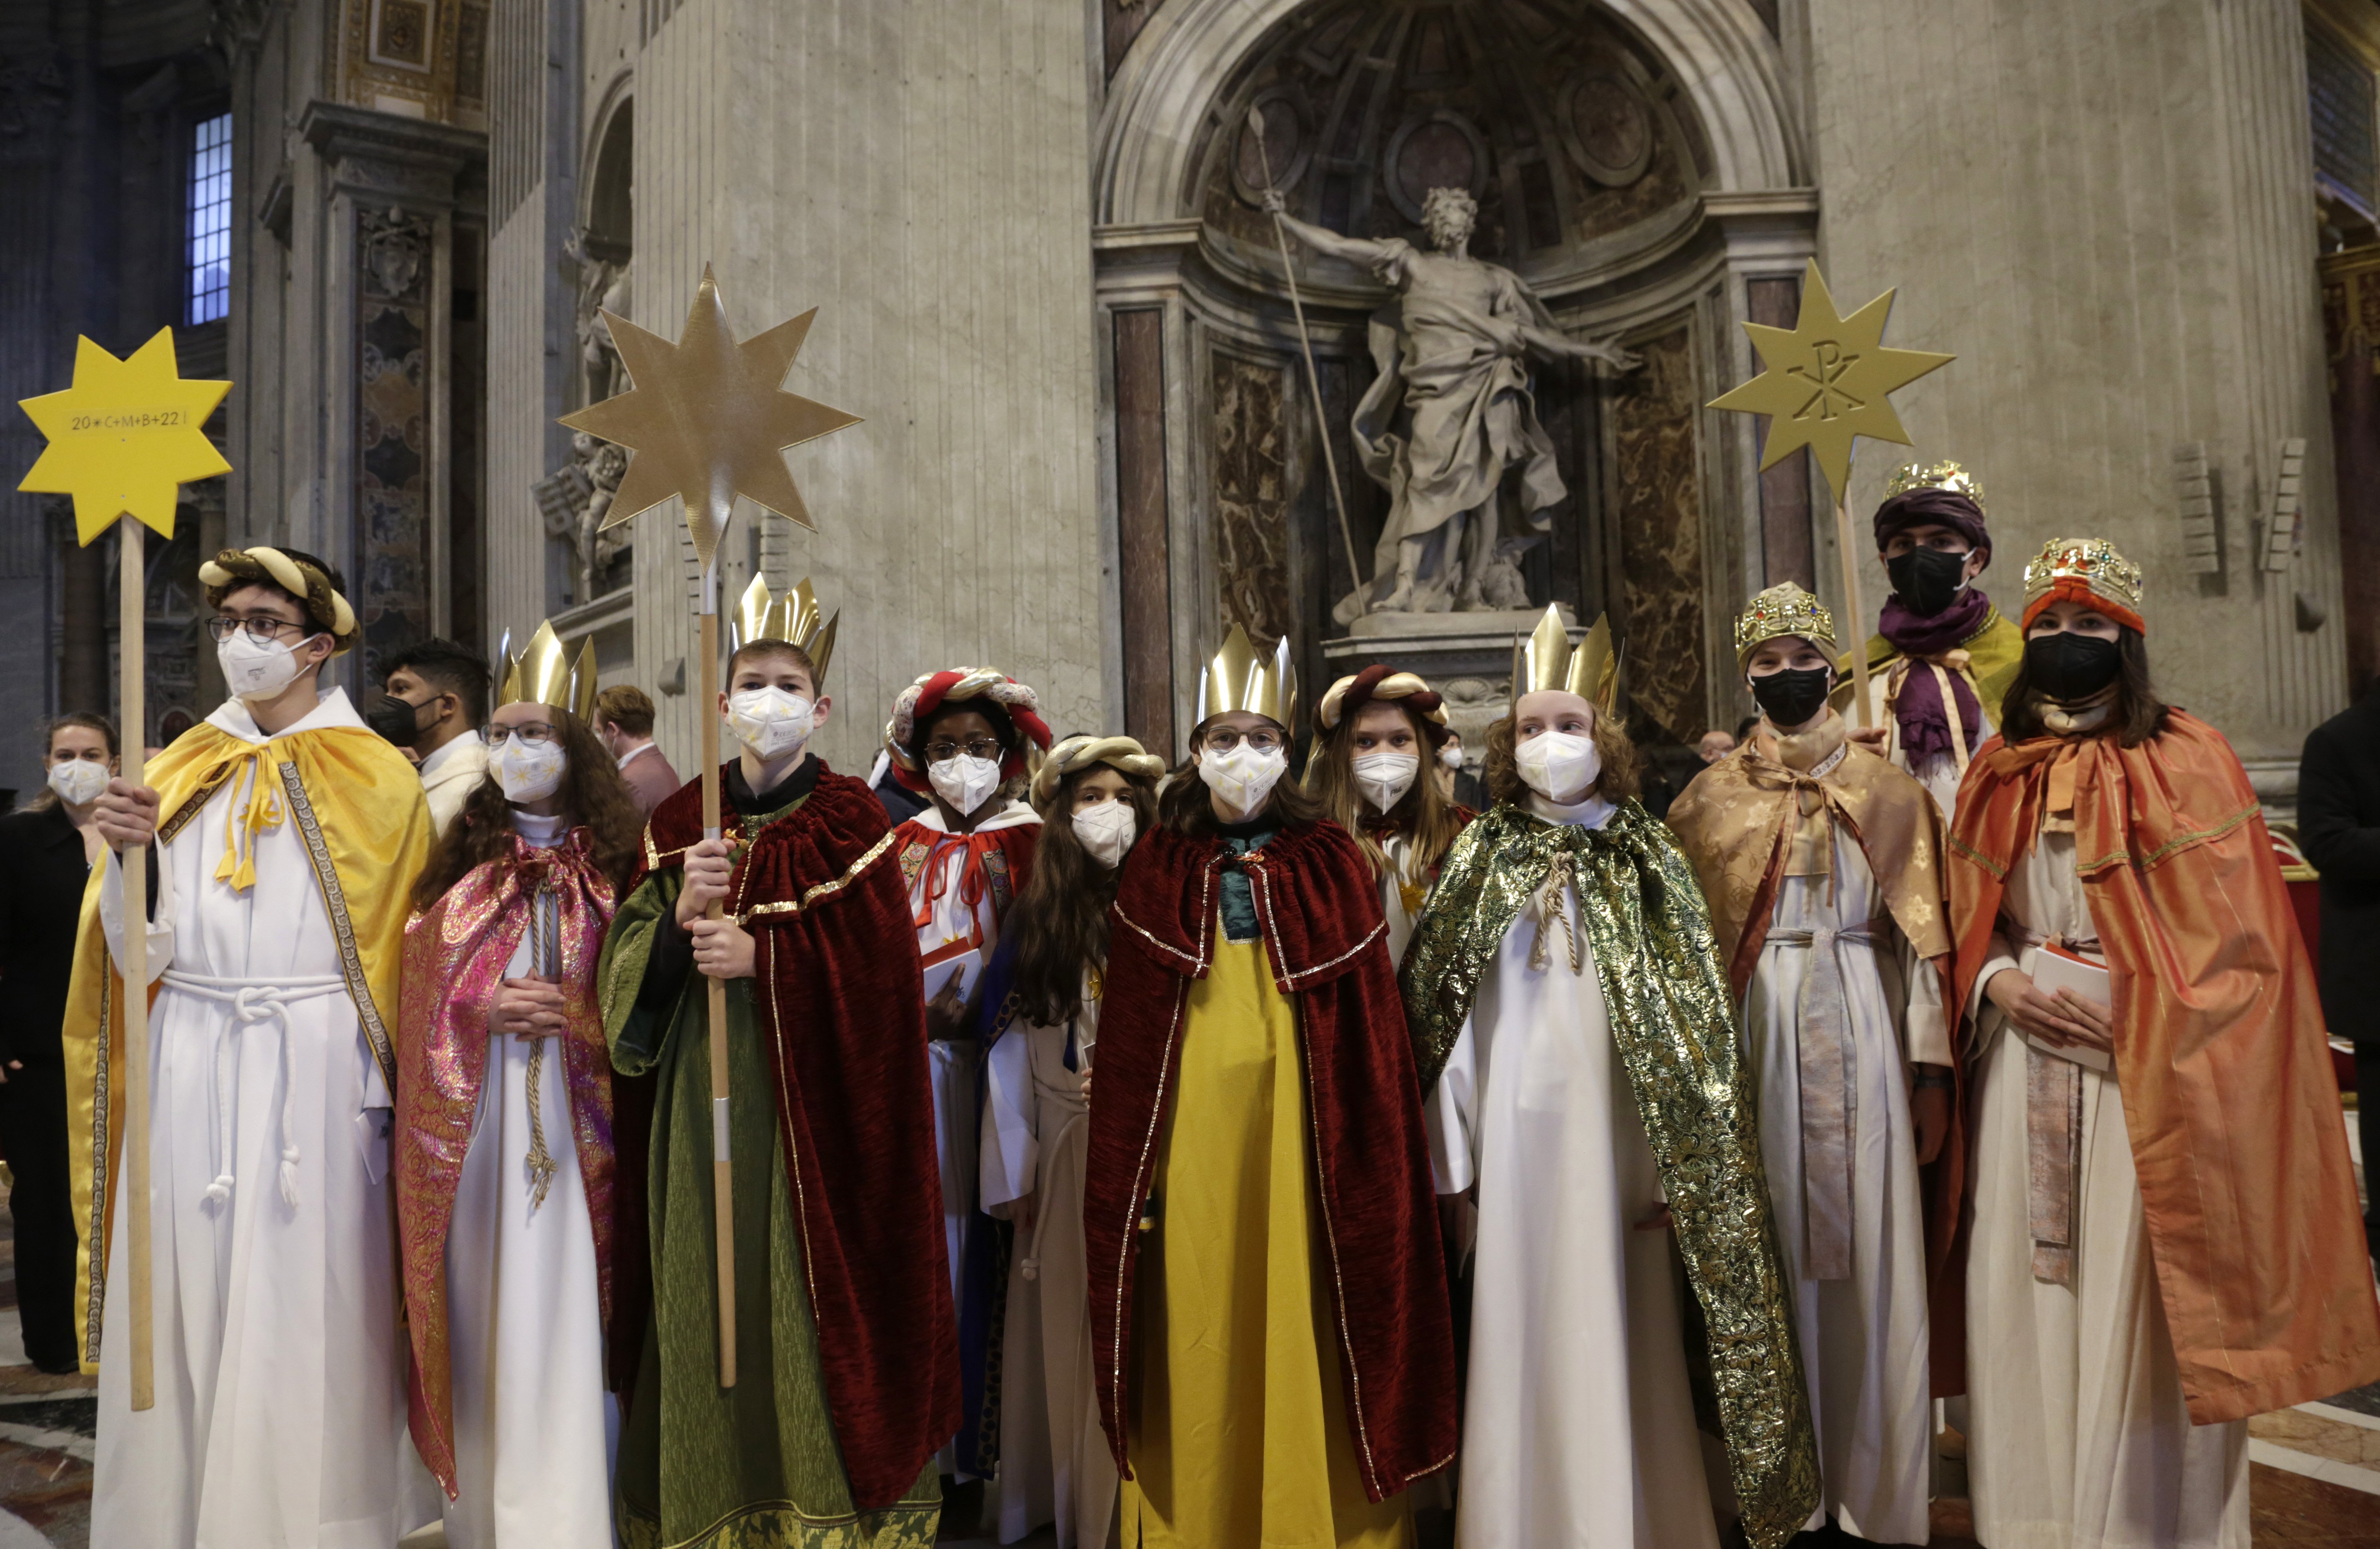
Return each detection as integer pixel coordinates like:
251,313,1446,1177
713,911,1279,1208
396,830,619,1499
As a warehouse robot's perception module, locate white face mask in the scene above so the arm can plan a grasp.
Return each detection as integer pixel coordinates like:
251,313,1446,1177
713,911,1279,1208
1352,750,1419,813
1438,744,1464,772
929,753,1004,817
1516,729,1602,804
489,738,567,804
724,687,815,761
1198,743,1287,819
217,631,319,703
1072,798,1138,870
48,758,108,807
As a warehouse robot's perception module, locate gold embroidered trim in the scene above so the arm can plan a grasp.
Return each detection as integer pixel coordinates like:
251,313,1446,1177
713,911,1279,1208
757,933,820,1313
159,766,234,845
1111,859,1216,977
1296,996,1382,1494
2076,802,2259,875
1946,830,2008,880
85,969,112,1360
1111,976,1188,1430
735,830,897,923
638,1490,941,1549
278,762,397,1092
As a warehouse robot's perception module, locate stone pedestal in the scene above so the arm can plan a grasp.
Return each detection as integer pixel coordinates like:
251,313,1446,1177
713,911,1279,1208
1323,605,1580,775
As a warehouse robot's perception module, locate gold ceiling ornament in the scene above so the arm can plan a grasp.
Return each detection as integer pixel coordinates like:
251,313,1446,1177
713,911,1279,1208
557,263,862,571
499,619,601,721
1884,458,1985,513
1706,259,1955,501
1510,605,1620,711
1733,582,1837,667
1196,622,1299,728
728,572,840,684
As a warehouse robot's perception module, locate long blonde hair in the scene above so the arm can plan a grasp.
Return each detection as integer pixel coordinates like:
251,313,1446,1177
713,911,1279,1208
1305,700,1467,883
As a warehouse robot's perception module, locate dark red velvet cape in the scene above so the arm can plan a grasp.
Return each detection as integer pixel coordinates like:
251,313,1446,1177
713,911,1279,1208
639,763,959,1510
1081,819,1460,1502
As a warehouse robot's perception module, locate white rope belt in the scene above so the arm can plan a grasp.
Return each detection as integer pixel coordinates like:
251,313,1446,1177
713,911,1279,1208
160,971,345,1209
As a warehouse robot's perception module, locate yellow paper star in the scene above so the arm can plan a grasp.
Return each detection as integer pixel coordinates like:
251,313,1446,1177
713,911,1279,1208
18,329,232,545
1707,260,1954,500
559,264,862,570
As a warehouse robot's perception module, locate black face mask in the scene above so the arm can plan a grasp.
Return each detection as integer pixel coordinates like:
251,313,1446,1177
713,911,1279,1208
366,692,428,749
1749,666,1833,729
2024,631,2123,702
1885,546,1971,617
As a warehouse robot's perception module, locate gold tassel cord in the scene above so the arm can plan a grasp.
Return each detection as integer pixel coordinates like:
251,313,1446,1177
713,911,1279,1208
1526,851,1588,975
521,886,558,1212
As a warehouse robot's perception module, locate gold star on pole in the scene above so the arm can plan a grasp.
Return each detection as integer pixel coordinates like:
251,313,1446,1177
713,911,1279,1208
559,263,861,570
1707,259,1954,499
18,329,231,544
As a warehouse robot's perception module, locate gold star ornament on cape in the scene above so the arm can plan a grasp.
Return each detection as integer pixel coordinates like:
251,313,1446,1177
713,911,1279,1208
1707,259,1954,499
559,263,861,569
18,329,232,544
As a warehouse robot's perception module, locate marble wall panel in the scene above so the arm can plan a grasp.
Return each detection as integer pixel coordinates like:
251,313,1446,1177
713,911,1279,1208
1211,352,1295,652
355,204,434,684
1607,321,1704,744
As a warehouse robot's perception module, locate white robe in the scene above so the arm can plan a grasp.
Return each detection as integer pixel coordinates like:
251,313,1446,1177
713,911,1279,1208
1963,829,2248,1549
896,799,1040,1474
1852,667,1991,819
1426,793,1720,1549
1741,823,1948,1545
438,811,617,1549
93,689,429,1547
979,979,1117,1548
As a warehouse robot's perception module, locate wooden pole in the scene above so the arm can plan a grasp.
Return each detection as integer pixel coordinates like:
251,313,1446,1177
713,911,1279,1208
1250,106,1368,616
698,556,736,1389
117,517,154,1411
1832,489,1872,730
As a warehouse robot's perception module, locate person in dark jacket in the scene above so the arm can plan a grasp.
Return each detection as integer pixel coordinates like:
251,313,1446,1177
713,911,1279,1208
0,712,117,1372
2299,681,2380,1255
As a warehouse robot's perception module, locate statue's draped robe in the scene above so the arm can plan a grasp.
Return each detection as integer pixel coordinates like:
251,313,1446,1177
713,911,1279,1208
1352,241,1567,591
1948,715,2380,1549
1668,720,1955,1545
64,689,434,1548
1402,796,1819,1549
600,762,956,1549
399,821,619,1547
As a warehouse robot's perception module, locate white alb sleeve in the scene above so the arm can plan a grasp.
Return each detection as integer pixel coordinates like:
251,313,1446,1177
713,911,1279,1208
97,845,174,984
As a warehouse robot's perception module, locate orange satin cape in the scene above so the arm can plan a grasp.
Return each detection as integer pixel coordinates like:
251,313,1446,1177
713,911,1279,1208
1947,712,2380,1423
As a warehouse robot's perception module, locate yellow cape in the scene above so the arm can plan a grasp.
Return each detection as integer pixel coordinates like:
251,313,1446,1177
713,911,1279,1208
63,715,433,1369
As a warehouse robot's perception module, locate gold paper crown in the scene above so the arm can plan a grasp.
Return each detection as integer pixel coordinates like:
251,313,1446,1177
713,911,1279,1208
2022,536,2144,623
730,573,840,686
1510,605,1619,711
1733,582,1836,665
1884,459,1985,513
499,620,600,721
1195,623,1298,728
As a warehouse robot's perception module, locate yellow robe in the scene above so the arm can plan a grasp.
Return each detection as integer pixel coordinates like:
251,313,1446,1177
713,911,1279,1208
1122,938,1412,1549
61,712,432,1368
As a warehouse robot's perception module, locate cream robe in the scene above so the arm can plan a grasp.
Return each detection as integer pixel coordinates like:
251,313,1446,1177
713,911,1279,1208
437,811,617,1549
1851,671,1991,819
1963,828,2249,1549
92,690,429,1548
1742,823,1948,1545
979,977,1116,1548
1426,793,1720,1549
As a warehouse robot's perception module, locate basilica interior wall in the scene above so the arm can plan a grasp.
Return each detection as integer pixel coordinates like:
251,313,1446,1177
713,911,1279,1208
1799,0,2348,773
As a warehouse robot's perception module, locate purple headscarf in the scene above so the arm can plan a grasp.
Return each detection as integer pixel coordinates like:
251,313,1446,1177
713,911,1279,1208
1873,487,1991,764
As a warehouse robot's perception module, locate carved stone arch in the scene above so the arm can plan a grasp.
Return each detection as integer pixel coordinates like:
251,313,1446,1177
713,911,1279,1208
582,74,635,262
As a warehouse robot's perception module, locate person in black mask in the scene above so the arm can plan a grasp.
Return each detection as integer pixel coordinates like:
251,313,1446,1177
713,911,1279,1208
1669,582,1958,1547
1841,461,2026,819
375,637,491,835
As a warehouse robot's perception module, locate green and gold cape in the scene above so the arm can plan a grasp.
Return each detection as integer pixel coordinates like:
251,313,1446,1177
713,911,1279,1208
1399,798,1820,1549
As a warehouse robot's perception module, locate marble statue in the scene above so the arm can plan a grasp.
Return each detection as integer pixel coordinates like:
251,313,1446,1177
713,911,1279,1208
532,431,630,603
1265,186,1639,619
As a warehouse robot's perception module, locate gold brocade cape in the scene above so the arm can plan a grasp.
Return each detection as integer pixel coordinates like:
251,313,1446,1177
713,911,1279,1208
1666,719,1953,999
62,716,433,1369
1399,798,1819,1549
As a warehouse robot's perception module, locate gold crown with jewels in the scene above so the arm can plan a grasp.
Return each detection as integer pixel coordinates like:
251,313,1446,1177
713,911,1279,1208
2022,536,2144,629
1884,459,1986,513
1732,582,1836,666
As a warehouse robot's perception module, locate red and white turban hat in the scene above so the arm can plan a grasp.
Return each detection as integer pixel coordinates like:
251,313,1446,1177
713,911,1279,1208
1314,664,1452,747
882,667,1053,794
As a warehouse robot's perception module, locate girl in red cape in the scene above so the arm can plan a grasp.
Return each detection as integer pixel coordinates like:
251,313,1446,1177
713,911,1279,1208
1081,626,1458,1548
1950,537,2380,1549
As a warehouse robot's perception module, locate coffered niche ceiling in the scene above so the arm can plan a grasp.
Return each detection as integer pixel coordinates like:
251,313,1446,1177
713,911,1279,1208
1096,0,1795,757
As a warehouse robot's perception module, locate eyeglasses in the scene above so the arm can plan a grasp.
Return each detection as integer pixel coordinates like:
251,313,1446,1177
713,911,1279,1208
926,738,1004,763
486,723,558,747
1201,727,1283,754
205,615,312,644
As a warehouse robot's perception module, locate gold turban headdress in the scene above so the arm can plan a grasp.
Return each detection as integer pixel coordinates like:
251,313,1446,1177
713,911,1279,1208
198,546,360,655
1030,734,1168,805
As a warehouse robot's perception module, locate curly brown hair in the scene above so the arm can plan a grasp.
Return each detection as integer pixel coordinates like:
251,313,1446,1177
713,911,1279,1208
1004,763,1160,1027
1481,702,1642,808
410,709,644,912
